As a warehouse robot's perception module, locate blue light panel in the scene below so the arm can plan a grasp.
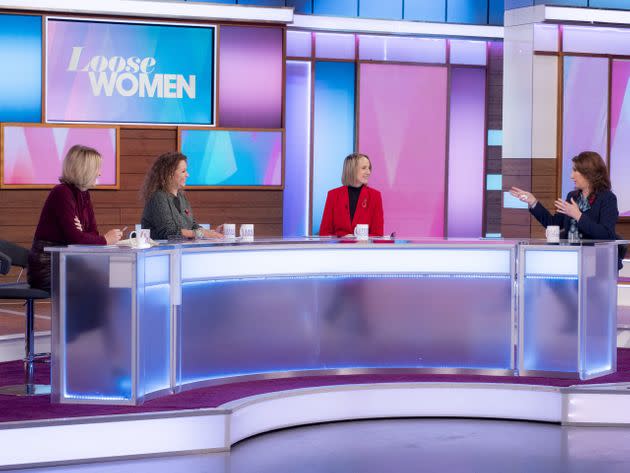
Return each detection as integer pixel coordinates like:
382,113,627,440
313,0,358,17
403,0,446,22
359,0,403,20
447,0,489,24
0,14,42,122
312,61,356,234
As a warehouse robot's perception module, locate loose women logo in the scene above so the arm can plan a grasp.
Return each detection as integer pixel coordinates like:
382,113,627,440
66,46,196,99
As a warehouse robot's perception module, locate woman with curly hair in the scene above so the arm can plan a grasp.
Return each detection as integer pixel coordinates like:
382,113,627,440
510,151,625,269
140,152,223,240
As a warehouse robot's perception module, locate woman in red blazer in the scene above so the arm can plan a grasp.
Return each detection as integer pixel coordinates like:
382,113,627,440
319,153,384,237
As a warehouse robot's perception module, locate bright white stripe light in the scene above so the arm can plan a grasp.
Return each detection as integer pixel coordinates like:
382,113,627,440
182,248,511,280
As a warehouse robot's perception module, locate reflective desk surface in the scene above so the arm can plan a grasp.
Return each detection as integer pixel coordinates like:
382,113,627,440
47,238,623,404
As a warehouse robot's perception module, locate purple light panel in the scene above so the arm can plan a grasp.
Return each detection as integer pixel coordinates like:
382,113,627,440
219,26,282,128
449,40,487,66
447,67,486,238
283,61,312,236
358,35,446,64
562,56,608,199
610,60,630,216
315,32,356,60
286,30,312,57
358,63,448,237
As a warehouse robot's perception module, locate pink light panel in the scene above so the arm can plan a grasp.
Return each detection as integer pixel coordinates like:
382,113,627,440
358,63,448,237
2,125,117,187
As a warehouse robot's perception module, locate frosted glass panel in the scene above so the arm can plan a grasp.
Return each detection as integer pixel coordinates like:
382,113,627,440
315,32,355,60
562,56,608,199
563,25,630,56
534,24,558,52
358,35,446,64
610,60,630,217
286,30,312,57
449,40,487,66
532,55,558,158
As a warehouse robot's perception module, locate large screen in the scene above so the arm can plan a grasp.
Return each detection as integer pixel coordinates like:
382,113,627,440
46,18,215,125
180,129,282,187
1,125,118,188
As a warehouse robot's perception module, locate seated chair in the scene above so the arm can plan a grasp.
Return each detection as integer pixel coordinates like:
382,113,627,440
0,240,51,395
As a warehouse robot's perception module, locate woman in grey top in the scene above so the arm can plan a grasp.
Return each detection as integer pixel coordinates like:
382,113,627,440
141,152,223,240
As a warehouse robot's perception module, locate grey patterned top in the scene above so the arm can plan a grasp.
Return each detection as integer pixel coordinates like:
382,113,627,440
141,190,200,240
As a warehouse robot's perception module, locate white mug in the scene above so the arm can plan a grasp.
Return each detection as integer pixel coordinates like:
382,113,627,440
129,228,151,248
354,224,369,241
545,225,560,243
240,223,254,241
223,223,236,239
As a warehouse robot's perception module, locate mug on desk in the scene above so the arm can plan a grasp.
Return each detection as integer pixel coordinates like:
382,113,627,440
129,228,151,248
223,223,236,239
240,223,254,241
354,224,369,241
545,225,560,243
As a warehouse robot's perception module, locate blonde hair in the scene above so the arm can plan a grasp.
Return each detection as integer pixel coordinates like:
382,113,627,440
341,153,371,186
60,145,102,191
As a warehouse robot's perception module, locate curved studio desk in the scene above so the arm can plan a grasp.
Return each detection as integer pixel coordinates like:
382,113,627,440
47,238,619,405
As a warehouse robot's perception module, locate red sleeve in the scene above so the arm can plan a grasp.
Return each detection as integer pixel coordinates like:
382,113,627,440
369,190,384,236
319,190,335,236
51,187,106,245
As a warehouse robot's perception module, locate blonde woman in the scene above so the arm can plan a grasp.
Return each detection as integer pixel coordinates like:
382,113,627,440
319,153,384,237
28,145,123,291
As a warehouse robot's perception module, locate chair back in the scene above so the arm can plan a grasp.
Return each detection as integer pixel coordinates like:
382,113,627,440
0,240,29,268
0,251,10,275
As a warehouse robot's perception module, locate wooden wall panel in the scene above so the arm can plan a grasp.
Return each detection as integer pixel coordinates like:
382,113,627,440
0,127,283,283
484,41,503,235
500,158,531,237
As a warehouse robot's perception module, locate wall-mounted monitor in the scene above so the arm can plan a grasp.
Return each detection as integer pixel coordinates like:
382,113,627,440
179,128,282,188
46,18,215,125
1,124,118,189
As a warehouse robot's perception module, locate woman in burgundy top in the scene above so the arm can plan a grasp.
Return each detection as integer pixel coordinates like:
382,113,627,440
28,145,123,291
319,153,384,237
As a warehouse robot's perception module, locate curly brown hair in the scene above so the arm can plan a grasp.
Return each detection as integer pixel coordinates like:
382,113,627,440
141,152,187,202
572,151,611,194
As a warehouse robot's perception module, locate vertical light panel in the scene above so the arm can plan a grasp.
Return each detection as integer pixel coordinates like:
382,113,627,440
610,60,630,216
562,56,608,199
312,61,355,235
502,24,534,160
447,67,486,238
284,61,312,236
532,55,558,159
219,26,283,128
0,14,41,122
358,63,448,237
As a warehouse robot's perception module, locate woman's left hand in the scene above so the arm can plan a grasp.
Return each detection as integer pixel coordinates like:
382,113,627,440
204,229,224,239
554,198,582,220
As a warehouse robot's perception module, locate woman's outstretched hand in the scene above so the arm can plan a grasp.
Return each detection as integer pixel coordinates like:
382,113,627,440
509,187,537,207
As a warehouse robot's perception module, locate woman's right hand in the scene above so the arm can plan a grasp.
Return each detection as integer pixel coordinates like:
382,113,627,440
509,187,537,207
104,228,123,245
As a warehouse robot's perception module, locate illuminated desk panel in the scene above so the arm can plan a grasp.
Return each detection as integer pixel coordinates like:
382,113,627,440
47,239,618,405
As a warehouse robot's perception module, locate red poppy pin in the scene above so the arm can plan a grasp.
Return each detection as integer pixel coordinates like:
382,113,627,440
185,208,190,215
361,199,367,209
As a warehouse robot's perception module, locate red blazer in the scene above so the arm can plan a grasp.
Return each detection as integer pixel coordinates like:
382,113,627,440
319,186,384,237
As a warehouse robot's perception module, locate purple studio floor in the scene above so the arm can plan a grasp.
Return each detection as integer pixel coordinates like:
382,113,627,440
2,350,630,468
